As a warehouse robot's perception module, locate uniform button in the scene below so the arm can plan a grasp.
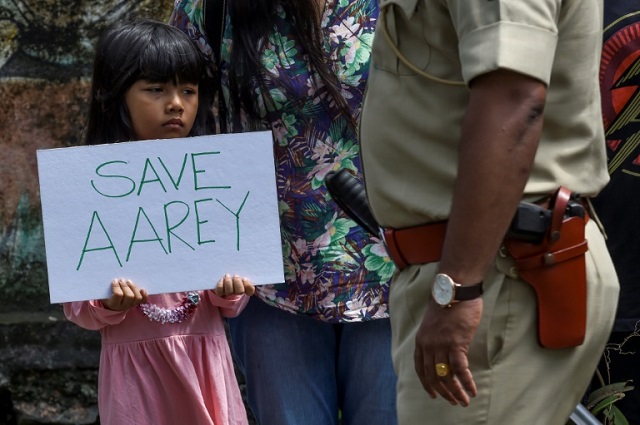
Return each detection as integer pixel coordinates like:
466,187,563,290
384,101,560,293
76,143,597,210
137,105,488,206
498,245,508,258
509,266,519,278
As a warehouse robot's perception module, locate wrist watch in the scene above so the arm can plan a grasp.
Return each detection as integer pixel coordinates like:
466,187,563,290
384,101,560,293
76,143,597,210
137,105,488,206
431,273,483,308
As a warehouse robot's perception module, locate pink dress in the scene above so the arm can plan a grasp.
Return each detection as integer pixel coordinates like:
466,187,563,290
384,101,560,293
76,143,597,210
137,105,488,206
64,291,250,425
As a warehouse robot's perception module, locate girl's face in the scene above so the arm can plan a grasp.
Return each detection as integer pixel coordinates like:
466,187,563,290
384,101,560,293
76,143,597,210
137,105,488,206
124,79,199,140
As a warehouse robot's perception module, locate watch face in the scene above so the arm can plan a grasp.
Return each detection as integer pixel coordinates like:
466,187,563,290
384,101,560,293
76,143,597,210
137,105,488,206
432,274,454,306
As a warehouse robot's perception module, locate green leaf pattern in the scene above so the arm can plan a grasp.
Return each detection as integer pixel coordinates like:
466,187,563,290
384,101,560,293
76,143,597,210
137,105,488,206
171,0,390,323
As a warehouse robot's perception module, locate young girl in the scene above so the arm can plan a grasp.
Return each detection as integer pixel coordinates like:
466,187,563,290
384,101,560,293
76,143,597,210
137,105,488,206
63,19,253,425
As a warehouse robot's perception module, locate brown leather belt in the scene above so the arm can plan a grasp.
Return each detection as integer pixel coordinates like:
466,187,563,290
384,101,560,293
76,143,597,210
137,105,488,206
382,222,447,270
382,191,589,271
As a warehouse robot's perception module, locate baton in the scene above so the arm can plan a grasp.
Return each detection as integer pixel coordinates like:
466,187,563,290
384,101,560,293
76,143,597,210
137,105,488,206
325,169,379,237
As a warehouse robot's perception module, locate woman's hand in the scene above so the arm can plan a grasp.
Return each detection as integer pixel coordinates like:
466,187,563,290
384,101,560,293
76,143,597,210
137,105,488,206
215,274,255,297
101,278,148,311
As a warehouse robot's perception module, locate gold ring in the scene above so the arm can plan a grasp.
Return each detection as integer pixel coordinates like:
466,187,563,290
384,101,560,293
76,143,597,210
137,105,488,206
435,363,450,377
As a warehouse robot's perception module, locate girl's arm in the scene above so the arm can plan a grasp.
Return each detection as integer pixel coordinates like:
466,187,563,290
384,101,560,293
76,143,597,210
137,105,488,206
206,274,255,318
63,278,148,330
63,299,128,330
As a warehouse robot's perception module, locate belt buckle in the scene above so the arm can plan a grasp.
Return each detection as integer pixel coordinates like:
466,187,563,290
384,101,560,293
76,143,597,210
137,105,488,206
379,226,389,249
379,226,408,270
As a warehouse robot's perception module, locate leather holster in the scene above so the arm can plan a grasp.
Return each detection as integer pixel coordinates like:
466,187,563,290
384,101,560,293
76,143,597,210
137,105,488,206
504,187,589,349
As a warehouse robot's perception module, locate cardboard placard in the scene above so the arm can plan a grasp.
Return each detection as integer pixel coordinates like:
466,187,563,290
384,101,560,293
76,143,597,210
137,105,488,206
37,132,284,303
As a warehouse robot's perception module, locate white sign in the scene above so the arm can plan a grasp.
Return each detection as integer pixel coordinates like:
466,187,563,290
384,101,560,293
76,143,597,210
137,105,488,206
37,132,284,303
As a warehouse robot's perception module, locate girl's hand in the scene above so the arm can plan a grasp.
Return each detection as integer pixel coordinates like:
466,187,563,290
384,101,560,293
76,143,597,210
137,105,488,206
101,278,148,311
215,274,255,297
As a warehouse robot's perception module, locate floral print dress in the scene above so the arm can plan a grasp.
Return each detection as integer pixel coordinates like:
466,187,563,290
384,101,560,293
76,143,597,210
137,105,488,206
170,0,393,323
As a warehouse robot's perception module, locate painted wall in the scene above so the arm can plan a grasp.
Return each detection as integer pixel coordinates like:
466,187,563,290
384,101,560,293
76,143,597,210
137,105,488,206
0,1,173,312
0,2,175,422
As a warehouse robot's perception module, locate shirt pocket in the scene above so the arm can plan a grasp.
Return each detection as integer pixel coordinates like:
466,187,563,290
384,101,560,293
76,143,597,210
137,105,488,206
374,0,431,76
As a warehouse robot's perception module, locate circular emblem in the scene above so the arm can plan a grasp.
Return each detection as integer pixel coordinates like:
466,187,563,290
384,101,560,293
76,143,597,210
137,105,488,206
600,15,640,137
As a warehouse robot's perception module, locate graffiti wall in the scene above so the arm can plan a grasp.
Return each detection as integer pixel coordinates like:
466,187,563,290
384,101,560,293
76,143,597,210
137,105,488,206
0,1,173,312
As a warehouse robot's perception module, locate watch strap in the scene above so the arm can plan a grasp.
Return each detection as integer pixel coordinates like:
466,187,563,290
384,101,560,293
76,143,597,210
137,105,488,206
455,281,484,301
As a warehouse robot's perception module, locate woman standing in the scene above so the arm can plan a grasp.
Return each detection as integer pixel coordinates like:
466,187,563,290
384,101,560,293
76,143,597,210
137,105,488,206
171,2,396,424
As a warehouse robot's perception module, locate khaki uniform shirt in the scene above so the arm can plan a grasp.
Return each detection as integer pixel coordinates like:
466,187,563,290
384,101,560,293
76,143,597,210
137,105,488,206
360,0,609,229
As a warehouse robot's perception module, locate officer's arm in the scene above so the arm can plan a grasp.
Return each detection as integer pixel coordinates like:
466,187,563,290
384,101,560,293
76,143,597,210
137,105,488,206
414,68,547,406
438,68,547,286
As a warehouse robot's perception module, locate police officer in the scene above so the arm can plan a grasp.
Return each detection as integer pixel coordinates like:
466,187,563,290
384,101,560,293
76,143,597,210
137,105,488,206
360,1,620,424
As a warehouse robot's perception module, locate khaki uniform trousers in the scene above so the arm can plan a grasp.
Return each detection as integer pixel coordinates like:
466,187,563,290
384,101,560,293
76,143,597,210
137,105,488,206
390,219,619,425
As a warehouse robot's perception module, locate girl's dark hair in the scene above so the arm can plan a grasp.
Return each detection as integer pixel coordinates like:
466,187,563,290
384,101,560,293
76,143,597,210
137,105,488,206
85,19,212,145
227,1,356,129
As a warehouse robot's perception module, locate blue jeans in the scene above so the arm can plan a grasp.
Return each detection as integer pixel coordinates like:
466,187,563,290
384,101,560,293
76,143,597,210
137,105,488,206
227,297,398,425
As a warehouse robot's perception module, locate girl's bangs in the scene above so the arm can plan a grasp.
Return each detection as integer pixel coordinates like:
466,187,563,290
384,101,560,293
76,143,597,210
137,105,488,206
137,35,204,84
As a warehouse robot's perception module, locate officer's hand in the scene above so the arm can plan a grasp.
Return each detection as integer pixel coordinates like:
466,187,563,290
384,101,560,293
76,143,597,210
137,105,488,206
414,297,482,406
